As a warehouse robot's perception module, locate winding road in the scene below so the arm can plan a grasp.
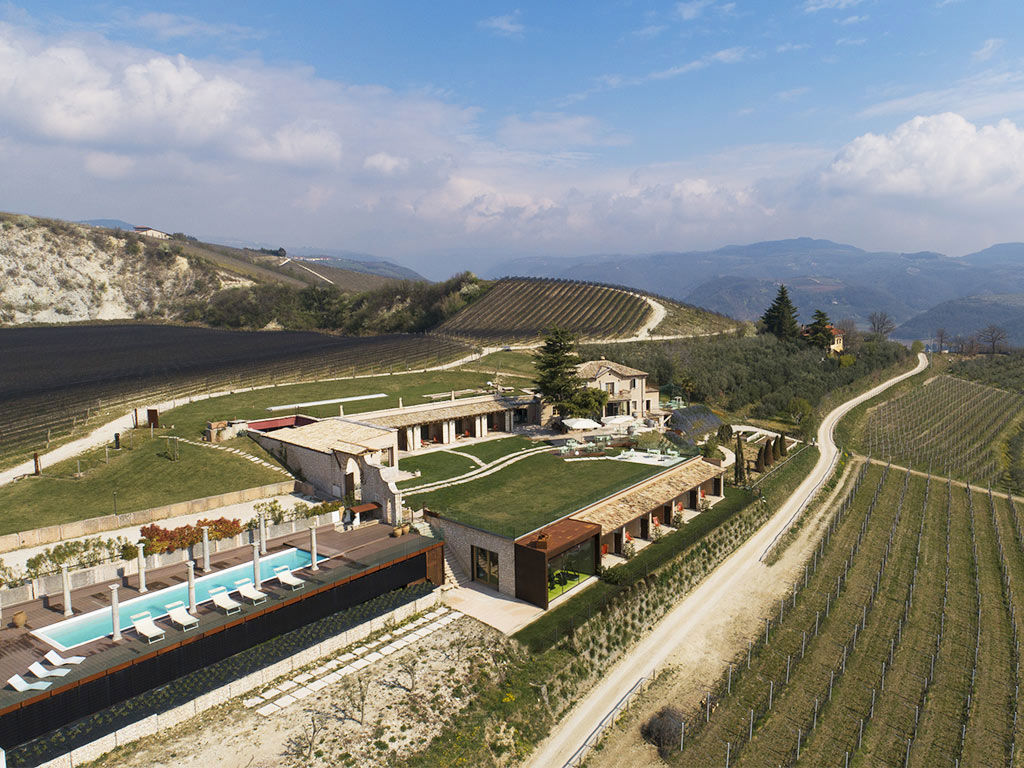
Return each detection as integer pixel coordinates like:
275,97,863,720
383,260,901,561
525,352,929,768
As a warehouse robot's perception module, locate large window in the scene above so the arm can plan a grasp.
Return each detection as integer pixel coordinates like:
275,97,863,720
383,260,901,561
472,545,500,589
547,538,596,602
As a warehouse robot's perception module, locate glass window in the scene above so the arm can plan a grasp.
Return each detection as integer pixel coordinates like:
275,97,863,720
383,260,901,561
471,545,499,589
546,539,596,603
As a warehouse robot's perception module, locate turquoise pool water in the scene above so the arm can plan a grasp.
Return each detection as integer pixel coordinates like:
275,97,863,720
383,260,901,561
34,547,320,651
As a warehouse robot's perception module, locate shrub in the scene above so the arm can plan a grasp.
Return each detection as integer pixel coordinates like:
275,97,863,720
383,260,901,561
140,517,242,555
642,705,685,757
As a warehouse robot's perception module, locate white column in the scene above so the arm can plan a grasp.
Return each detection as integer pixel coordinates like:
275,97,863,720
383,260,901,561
259,511,267,555
309,524,319,572
1,746,7,768
505,410,513,431
61,564,72,617
479,414,488,437
187,561,197,614
201,526,211,572
136,542,147,593
110,584,121,642
406,426,417,451
252,542,262,587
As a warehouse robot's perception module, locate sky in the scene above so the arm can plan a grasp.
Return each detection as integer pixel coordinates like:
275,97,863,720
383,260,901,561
1,1,1023,278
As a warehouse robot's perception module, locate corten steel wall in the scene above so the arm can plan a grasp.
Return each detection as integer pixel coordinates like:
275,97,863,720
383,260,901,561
0,550,433,752
514,544,548,609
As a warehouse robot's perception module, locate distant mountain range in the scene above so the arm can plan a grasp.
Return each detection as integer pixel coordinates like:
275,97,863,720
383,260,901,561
495,239,1024,341
79,218,135,231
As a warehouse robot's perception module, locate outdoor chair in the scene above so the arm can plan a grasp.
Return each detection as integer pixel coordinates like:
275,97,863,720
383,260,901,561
7,674,49,692
235,578,268,605
45,650,85,666
28,661,70,679
273,565,305,591
131,611,165,644
165,601,199,632
209,585,241,615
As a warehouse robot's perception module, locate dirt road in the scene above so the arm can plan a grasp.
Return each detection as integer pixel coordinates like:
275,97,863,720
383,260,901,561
525,352,928,768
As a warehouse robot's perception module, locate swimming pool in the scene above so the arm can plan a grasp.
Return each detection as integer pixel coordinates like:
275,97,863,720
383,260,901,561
34,547,321,651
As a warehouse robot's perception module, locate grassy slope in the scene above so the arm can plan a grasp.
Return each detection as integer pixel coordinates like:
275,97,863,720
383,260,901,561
413,454,662,537
396,451,478,489
0,434,282,533
454,435,535,463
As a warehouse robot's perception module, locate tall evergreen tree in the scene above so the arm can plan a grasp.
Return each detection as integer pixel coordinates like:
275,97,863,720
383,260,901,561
755,444,765,473
772,435,782,461
805,309,834,350
779,434,788,456
761,284,801,341
534,327,584,417
734,433,746,485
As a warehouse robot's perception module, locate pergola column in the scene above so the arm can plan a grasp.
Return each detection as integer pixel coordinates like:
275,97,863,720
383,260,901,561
136,542,148,593
309,524,320,572
187,561,197,614
505,410,513,431
252,542,262,587
109,584,121,641
258,510,267,555
61,564,72,617
201,525,211,571
405,426,417,452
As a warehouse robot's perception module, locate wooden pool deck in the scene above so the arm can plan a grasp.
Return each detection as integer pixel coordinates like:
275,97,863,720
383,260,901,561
0,522,435,712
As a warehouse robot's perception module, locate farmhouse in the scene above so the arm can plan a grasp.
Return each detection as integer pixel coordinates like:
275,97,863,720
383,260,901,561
577,358,661,421
133,225,170,239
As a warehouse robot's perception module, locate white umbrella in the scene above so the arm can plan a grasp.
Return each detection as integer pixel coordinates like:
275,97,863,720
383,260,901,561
601,414,635,425
563,417,601,430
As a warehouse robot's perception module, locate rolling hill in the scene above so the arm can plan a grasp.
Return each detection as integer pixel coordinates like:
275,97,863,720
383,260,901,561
436,276,736,343
895,294,1024,346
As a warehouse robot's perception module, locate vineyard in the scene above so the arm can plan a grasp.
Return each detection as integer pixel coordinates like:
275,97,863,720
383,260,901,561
860,374,1024,485
436,277,654,342
951,352,1024,393
646,460,1024,768
0,326,472,469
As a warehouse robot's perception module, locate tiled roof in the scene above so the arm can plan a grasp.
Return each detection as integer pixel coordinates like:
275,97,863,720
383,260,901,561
572,457,723,533
263,418,394,454
576,359,648,380
363,395,534,429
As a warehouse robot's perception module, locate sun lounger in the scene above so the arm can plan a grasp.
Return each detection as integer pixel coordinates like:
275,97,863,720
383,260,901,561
131,611,165,644
209,585,241,615
235,578,267,605
273,565,305,591
28,661,70,679
7,674,50,692
165,601,199,632
45,650,85,666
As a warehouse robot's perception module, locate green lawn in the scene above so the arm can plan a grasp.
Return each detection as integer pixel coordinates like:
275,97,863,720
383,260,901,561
455,435,537,463
467,350,539,378
0,434,284,534
413,454,663,537
396,451,478,489
159,370,494,439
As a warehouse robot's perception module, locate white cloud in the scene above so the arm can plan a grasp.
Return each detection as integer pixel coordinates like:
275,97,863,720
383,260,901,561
838,15,869,25
973,38,1004,61
861,70,1024,121
83,151,135,179
836,37,867,46
776,42,810,53
128,12,260,41
363,152,410,175
633,24,666,38
822,113,1024,199
805,0,863,11
498,112,629,149
676,0,715,20
778,87,811,101
479,12,524,38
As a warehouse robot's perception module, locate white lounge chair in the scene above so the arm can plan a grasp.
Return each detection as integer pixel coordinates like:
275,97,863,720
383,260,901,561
235,578,267,605
7,674,50,692
209,585,241,615
131,611,165,644
28,661,69,679
165,601,199,632
273,565,305,591
45,650,85,666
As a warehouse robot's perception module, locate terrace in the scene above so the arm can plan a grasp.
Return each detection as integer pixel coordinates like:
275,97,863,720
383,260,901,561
0,522,441,747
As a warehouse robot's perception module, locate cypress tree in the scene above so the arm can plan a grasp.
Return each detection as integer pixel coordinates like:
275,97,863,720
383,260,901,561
779,434,788,456
734,433,746,485
772,435,782,461
761,284,801,341
534,327,583,416
755,444,765,473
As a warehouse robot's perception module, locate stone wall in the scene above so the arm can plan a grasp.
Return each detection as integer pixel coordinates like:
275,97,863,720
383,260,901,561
0,480,304,556
436,518,515,597
36,590,440,768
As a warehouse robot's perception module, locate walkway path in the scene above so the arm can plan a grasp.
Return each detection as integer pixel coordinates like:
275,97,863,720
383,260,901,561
525,352,929,768
403,445,551,495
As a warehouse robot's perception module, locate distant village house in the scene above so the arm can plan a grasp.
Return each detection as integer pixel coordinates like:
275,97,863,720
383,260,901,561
133,226,170,240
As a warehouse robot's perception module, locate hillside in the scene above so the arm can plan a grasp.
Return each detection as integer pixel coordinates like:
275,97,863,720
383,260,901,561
496,238,1024,327
895,294,1024,345
0,213,234,324
437,276,735,343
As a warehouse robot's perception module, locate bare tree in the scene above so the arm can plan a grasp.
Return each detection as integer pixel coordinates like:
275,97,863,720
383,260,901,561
398,655,420,693
964,335,980,356
835,317,858,346
977,324,1008,355
334,674,372,725
934,327,947,352
283,712,326,765
868,311,896,339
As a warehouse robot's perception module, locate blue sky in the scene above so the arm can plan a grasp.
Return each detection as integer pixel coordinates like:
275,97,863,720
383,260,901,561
2,1,1023,276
